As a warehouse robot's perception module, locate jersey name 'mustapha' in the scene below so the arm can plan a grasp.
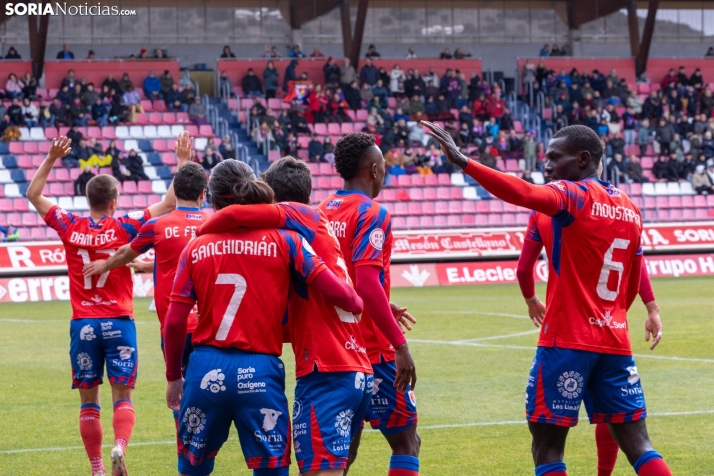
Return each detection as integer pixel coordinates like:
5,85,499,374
191,237,278,263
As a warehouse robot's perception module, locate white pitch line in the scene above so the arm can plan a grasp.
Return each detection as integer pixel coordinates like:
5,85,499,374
431,311,529,319
2,410,712,455
455,329,540,343
410,338,714,363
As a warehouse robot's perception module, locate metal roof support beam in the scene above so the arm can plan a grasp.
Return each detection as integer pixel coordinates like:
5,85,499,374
636,0,660,78
28,14,49,80
349,0,368,68
626,0,640,57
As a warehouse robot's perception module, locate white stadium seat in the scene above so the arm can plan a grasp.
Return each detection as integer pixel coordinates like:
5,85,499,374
152,180,168,194
170,125,185,137
157,125,172,138
58,196,75,210
642,183,655,195
30,127,46,140
74,196,90,211
666,182,681,195
143,125,158,138
680,182,695,194
450,173,466,186
462,186,479,200
19,127,31,141
129,126,144,138
0,170,11,183
4,184,20,197
654,182,668,195
531,172,545,185
123,140,139,152
115,126,130,139
194,138,208,151
144,166,158,180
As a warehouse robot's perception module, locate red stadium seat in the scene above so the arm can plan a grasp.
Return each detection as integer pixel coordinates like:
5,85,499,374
133,195,148,208
423,188,437,201
381,189,396,202
681,209,694,220
437,174,451,186
0,198,12,212
162,113,177,124
448,201,463,214
318,163,333,175
475,214,488,226
176,112,190,124
31,227,46,240
23,142,38,153
312,190,327,204
693,195,707,207
707,195,714,207
516,213,530,224
22,213,38,227
63,183,75,196
419,216,434,228
502,214,516,225
488,214,502,225
655,196,669,209
476,201,490,213
644,197,656,209
314,124,328,135
396,175,411,187
55,168,70,182
421,202,436,215
44,127,58,140
436,187,450,200
668,196,682,208
123,181,138,194
149,113,163,125
340,123,354,134
17,155,32,168
449,187,463,199
48,183,64,196
87,127,101,139
410,174,424,187
461,214,476,226
656,210,669,221
162,153,178,166
316,177,330,189
9,142,22,154
6,213,20,226
199,125,214,137
393,203,408,216
118,196,132,208
408,202,422,216
695,209,708,219
447,215,461,227
408,188,424,201
101,127,117,139
307,163,319,176
435,201,448,215
327,123,341,135
135,113,149,125
12,198,29,213
296,149,309,160
424,174,438,186
396,189,410,201
462,201,476,213
138,181,152,194
391,217,407,229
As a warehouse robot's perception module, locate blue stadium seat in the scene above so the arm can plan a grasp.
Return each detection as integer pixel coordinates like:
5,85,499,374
147,153,163,166
11,169,25,183
464,174,479,186
138,140,153,152
19,183,29,196
2,156,17,169
476,186,491,200
156,166,173,180
0,143,9,155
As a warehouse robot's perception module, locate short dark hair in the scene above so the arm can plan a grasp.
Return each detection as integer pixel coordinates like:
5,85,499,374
334,133,376,180
551,125,604,166
86,174,118,210
208,159,274,210
260,156,312,205
173,162,207,201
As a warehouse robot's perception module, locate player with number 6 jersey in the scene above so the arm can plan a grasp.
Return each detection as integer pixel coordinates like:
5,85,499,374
26,134,192,476
163,160,364,476
422,122,671,476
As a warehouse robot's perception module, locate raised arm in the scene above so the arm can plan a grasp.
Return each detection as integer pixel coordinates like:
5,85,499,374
197,204,282,236
27,137,72,218
421,121,561,216
148,130,193,217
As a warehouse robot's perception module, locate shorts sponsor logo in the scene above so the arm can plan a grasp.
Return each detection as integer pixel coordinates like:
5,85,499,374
371,378,388,407
355,372,366,391
80,324,96,341
372,378,383,395
335,409,354,438
294,439,302,454
621,366,644,397
100,321,122,339
589,310,627,329
293,422,307,439
292,399,302,420
76,352,93,371
200,369,226,393
557,371,584,399
117,346,135,359
260,408,282,432
626,366,640,385
345,335,367,354
183,407,206,435
237,366,266,394
255,408,284,448
369,229,385,250
408,390,417,407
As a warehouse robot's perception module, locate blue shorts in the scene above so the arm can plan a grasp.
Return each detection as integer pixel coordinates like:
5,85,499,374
69,318,138,389
525,346,647,427
293,371,373,472
365,359,418,435
177,346,291,476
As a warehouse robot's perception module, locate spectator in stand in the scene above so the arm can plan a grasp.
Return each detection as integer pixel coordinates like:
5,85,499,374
690,68,705,89
291,110,310,134
707,47,714,57
360,58,379,87
678,152,696,180
340,58,356,90
702,130,714,159
0,224,19,242
609,131,625,158
385,149,405,178
652,154,676,182
453,48,472,59
622,106,637,145
692,164,714,194
5,73,23,99
307,84,328,123
69,97,88,126
91,98,108,127
523,131,538,171
189,97,207,126
71,83,83,102
372,80,389,108
283,60,298,91
216,70,233,98
138,48,149,59
66,138,90,169
105,140,121,161
389,64,406,96
5,46,21,59
522,170,535,184
607,153,626,184
309,46,325,58
123,149,148,182
160,70,174,98
638,117,651,156
143,70,162,102
440,48,453,59
307,134,324,162
200,146,223,171
86,49,96,59
101,74,119,97
700,87,714,117
154,48,168,59
655,117,675,154
221,45,235,58
328,93,350,123
117,73,133,93
60,69,76,90
323,57,340,88
122,86,144,123
111,151,133,182
56,43,75,59
365,44,381,58
165,83,182,112
73,165,95,196
289,44,306,58
539,44,550,56
109,97,129,124
661,68,678,89
360,83,374,106
624,155,648,183
180,82,196,110
21,72,37,99
49,97,69,126
344,80,361,111
423,67,439,89
405,47,417,59
38,101,53,128
21,97,38,128
241,68,264,98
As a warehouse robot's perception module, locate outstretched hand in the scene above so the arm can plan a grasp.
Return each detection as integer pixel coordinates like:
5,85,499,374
47,136,72,162
390,302,417,333
175,130,193,166
420,121,469,169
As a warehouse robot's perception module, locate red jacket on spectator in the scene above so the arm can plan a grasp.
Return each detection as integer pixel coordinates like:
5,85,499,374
473,98,487,118
486,95,504,118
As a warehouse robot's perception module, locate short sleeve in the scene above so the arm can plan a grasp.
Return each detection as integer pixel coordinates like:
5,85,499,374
280,229,326,285
170,246,197,305
117,209,152,242
524,211,543,244
278,202,321,243
352,202,390,268
130,218,158,254
43,205,76,238
543,180,586,228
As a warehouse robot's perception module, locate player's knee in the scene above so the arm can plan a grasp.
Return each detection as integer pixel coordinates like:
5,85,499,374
388,427,420,457
111,383,133,403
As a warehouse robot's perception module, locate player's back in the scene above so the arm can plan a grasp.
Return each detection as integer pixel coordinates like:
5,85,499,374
277,202,372,378
318,190,394,364
173,227,323,355
539,179,642,355
131,206,206,328
44,206,150,319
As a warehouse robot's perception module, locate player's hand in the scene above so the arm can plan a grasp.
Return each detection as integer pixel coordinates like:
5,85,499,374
526,295,546,327
128,259,154,273
82,259,108,278
166,378,184,411
394,343,416,393
420,121,469,169
175,130,193,166
47,136,72,161
390,302,416,333
644,301,662,350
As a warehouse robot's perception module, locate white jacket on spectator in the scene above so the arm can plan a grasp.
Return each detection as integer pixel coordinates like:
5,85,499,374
390,68,406,94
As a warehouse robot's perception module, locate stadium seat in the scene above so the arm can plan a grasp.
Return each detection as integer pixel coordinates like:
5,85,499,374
133,196,148,208
410,174,425,187
199,125,214,137
434,201,448,215
149,113,163,125
419,216,434,228
393,203,408,216
461,214,476,226
6,213,20,225
448,201,463,214
424,174,438,186
653,182,668,195
152,180,168,194
693,195,707,207
502,214,516,225
44,127,58,140
488,214,502,225
23,141,38,154
655,196,669,209
462,187,478,200
0,198,12,212
436,187,450,200
144,126,158,138
408,188,424,201
101,126,117,139
450,173,466,187
396,175,411,187
391,217,407,230
381,189,396,202
476,201,490,213
447,215,461,227
433,216,447,228
115,126,130,139
318,163,333,175
407,202,422,216
12,198,29,212
516,213,530,224
421,202,435,215
680,182,694,195
194,138,208,151
30,127,45,140
129,126,145,138
21,213,38,227
157,125,173,138
316,177,330,189
31,227,46,240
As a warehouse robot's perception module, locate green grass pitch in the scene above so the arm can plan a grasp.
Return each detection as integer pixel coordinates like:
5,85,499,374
1,277,713,475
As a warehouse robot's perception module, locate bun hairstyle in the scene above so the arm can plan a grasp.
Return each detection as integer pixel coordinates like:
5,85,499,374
208,159,274,210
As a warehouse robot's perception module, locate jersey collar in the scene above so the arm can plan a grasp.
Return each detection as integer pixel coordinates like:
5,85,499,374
336,189,371,199
177,206,202,212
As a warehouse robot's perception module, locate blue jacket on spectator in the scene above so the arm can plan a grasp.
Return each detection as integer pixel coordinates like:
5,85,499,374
360,64,379,86
143,76,161,97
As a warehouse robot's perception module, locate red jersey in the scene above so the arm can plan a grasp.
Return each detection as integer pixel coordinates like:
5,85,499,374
319,190,394,364
531,179,643,355
130,206,206,334
44,205,151,319
170,228,326,355
275,202,372,378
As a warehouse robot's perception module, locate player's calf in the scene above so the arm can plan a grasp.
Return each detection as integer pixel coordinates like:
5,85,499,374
609,421,672,476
